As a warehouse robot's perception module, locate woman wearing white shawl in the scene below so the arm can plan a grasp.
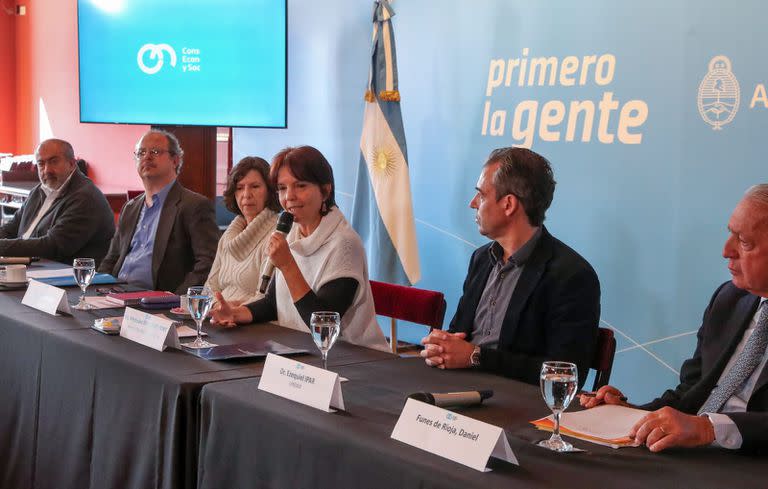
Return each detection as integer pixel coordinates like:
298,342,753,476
211,146,389,352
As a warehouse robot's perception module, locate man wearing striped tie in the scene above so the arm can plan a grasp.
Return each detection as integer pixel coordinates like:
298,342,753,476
582,184,768,453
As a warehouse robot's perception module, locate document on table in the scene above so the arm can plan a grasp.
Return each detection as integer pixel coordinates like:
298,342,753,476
531,405,649,448
84,296,124,309
27,268,73,279
176,325,208,338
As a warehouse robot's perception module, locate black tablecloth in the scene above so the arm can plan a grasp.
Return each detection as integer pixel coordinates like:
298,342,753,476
0,275,392,489
0,264,95,489
198,357,766,489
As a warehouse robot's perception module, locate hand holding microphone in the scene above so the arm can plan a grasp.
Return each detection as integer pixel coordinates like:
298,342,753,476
258,211,294,293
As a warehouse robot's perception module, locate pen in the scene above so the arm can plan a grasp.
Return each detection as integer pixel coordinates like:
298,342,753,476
580,392,628,402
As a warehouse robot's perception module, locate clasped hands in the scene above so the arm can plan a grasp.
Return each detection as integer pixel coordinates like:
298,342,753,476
210,231,293,327
580,385,715,452
419,330,475,369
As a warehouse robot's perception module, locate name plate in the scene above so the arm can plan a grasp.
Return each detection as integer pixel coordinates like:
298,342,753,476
391,398,518,472
120,307,179,351
22,279,72,316
258,353,345,412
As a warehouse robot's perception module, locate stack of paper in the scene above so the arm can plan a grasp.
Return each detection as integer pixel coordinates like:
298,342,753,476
531,404,649,448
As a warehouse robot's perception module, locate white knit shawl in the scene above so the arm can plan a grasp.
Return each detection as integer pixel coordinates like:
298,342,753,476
205,209,278,304
274,208,390,352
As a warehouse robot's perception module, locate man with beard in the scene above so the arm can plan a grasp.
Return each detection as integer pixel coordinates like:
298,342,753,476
0,138,114,265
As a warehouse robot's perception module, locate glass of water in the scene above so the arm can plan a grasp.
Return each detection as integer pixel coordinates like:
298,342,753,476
538,361,578,452
72,258,96,310
310,311,340,370
186,285,214,349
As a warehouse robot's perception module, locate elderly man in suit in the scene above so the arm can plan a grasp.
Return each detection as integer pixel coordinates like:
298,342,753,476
0,138,114,265
582,184,768,453
420,147,601,389
98,129,218,294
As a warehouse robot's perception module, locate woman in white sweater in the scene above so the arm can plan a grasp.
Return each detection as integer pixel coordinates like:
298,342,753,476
205,157,280,304
211,146,389,352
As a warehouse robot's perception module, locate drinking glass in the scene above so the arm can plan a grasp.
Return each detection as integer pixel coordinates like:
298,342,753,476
538,361,578,452
310,311,340,370
72,258,96,310
186,285,214,349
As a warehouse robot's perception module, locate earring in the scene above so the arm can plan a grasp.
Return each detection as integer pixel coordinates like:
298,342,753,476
321,201,328,214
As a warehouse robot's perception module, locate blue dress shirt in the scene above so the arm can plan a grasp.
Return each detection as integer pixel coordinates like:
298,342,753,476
117,181,175,289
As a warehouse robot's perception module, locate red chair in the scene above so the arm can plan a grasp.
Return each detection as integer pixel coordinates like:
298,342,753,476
127,190,144,200
369,280,447,354
591,327,616,391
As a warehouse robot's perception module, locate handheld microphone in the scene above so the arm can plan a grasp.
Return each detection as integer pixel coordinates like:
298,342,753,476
408,390,493,408
258,211,294,294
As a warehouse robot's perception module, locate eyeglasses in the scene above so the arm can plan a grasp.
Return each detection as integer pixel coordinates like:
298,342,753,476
95,286,126,295
133,148,172,159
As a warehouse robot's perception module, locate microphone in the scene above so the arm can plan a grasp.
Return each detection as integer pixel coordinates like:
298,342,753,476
408,390,493,408
258,211,294,293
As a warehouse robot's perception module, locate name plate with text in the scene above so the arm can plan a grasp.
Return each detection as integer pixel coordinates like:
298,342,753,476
258,353,345,412
391,398,518,472
120,307,179,351
22,279,72,316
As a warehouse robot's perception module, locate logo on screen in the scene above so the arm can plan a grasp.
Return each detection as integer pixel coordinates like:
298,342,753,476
698,56,740,130
137,43,177,75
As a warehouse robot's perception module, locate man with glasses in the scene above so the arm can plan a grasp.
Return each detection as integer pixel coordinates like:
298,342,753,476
420,147,601,388
98,129,218,294
0,138,115,265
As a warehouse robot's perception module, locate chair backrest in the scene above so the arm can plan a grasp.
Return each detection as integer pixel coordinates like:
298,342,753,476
126,189,144,200
369,280,446,329
591,327,616,391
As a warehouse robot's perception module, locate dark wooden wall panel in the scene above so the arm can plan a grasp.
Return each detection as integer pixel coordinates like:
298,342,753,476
152,125,216,200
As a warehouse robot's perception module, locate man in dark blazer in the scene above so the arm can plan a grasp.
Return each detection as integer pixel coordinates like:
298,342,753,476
0,139,115,265
420,147,601,389
582,185,768,452
98,130,218,294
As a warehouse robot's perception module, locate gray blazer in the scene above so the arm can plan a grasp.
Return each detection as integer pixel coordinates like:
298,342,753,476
98,181,219,294
0,169,115,265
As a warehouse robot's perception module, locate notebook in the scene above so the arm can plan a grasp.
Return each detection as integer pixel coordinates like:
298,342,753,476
531,404,648,448
104,290,176,306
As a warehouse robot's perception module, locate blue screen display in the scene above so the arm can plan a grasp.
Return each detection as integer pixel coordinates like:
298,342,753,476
78,0,287,127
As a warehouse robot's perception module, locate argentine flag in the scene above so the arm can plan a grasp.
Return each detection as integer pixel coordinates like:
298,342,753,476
352,0,420,286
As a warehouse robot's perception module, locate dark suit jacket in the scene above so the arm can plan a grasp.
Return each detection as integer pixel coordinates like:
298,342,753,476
449,227,601,388
0,169,115,265
98,181,219,294
642,281,768,452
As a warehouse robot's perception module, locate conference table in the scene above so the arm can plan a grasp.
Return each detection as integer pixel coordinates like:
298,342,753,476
0,270,391,489
197,357,767,489
1,263,766,489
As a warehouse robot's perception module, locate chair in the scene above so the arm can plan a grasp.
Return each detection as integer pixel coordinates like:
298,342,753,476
369,280,447,354
590,327,616,391
126,189,144,200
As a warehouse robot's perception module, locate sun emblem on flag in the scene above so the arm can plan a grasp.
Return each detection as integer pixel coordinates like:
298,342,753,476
369,146,398,177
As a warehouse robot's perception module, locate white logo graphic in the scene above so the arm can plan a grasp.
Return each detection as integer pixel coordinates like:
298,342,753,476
698,55,740,130
137,43,177,75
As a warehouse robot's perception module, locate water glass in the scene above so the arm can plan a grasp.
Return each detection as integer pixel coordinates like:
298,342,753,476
538,361,578,452
186,285,214,349
72,258,96,310
310,311,340,370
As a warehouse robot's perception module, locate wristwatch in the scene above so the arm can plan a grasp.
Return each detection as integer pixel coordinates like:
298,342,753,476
470,345,481,367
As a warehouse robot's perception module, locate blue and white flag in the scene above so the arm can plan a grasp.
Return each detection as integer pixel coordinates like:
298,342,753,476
352,0,420,285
